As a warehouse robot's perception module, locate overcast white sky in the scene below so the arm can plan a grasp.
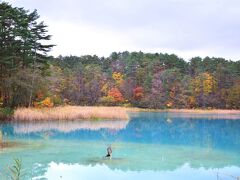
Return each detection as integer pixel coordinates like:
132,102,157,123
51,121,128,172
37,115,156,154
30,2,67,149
7,0,240,60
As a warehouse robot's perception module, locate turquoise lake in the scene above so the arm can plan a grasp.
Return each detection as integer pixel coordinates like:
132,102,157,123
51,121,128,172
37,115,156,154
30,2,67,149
0,112,240,180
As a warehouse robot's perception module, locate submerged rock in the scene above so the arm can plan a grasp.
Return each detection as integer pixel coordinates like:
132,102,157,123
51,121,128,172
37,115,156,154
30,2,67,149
0,141,25,149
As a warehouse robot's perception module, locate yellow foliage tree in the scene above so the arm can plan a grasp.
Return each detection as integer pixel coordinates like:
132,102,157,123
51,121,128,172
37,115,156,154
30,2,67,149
225,84,240,109
41,97,54,107
101,83,109,95
112,72,124,86
188,96,196,108
191,76,201,95
191,72,217,95
202,72,217,95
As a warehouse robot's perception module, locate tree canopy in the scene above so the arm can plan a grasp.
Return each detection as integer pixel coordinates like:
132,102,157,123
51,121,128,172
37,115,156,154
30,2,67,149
47,52,240,109
0,2,239,109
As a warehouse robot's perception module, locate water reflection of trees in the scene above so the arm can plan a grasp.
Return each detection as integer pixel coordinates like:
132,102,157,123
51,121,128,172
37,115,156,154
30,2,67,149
0,129,2,143
13,120,130,134
1,112,240,172
2,112,240,151
0,128,24,149
126,112,240,151
167,112,240,120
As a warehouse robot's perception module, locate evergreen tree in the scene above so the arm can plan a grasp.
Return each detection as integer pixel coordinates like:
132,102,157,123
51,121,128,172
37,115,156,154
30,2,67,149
0,2,54,107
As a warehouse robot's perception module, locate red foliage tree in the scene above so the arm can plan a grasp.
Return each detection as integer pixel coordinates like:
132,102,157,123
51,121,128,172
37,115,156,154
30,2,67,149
133,86,144,100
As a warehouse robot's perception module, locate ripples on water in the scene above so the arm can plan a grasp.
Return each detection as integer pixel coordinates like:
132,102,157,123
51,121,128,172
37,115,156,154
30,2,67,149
0,112,240,180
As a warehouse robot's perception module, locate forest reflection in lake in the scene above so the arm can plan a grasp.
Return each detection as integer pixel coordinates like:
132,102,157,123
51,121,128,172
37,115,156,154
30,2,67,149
0,112,239,180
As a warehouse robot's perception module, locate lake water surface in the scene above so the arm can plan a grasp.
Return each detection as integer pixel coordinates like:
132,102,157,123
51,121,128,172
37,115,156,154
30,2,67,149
0,112,240,180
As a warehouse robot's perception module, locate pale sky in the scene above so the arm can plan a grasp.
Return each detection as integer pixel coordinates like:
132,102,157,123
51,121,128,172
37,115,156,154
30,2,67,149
7,0,240,61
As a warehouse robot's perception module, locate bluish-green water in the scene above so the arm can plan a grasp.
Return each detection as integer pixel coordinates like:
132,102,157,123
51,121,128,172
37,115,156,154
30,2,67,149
0,112,240,180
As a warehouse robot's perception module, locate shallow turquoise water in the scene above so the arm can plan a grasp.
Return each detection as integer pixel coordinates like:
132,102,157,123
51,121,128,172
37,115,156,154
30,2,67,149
0,112,240,180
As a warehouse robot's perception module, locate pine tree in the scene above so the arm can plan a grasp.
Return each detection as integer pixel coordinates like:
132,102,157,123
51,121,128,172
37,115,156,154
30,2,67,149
0,2,54,107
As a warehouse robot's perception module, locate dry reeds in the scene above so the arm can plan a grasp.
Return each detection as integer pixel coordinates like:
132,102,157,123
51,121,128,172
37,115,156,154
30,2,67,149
14,106,129,121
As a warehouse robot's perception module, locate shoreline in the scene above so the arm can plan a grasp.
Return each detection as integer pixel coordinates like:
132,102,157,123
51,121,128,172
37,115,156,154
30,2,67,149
127,108,240,120
1,106,240,121
127,108,240,114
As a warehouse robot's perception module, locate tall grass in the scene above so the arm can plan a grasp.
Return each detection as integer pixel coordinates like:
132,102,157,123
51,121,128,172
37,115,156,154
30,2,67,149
14,106,129,121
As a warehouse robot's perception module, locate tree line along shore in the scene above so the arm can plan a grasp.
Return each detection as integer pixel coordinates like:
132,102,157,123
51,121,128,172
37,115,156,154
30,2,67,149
0,2,239,121
0,106,240,121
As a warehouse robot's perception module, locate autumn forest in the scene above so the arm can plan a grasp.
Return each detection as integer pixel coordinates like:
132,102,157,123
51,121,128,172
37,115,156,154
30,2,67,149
0,2,240,112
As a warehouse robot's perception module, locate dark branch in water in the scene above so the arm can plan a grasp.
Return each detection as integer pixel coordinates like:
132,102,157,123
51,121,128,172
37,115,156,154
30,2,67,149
105,146,112,158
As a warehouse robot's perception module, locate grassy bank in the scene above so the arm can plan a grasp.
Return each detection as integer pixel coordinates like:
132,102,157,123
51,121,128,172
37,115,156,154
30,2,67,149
14,106,129,121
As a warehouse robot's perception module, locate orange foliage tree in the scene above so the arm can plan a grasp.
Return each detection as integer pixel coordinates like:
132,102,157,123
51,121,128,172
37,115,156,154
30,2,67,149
41,97,54,107
99,87,125,105
108,87,124,102
34,93,54,108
